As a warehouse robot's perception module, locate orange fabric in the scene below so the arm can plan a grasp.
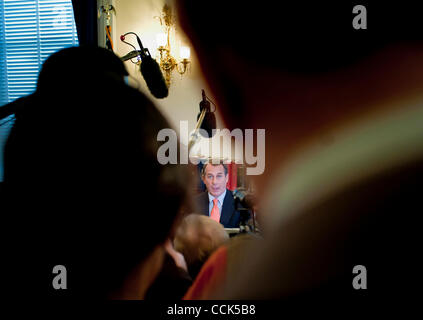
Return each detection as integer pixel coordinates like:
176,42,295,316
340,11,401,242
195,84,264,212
183,245,228,300
210,198,220,222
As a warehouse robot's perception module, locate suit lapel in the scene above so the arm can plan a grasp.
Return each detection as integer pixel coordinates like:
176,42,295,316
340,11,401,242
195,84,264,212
201,192,209,216
220,189,233,227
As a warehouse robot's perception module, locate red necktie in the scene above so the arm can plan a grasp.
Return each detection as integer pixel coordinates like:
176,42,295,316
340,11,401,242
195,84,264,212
210,198,220,222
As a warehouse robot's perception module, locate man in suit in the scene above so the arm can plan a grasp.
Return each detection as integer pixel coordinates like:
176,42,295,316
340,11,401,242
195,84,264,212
195,162,241,228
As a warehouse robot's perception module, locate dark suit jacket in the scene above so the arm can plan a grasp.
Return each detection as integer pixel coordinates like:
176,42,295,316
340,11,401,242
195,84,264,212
195,189,241,228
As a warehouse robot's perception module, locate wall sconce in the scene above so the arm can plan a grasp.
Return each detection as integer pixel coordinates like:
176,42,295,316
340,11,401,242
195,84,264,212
155,4,190,88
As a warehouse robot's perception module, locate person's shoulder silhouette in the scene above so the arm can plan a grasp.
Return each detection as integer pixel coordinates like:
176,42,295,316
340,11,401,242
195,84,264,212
2,45,189,299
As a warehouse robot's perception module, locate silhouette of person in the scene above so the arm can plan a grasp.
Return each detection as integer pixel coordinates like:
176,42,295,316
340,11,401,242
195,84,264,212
1,46,189,299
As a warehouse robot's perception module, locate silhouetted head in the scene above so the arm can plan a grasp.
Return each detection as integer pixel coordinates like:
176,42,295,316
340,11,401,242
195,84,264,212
174,214,229,278
37,45,128,93
3,46,188,298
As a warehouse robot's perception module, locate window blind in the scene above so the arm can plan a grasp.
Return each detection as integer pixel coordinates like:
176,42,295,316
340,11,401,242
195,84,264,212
0,0,79,181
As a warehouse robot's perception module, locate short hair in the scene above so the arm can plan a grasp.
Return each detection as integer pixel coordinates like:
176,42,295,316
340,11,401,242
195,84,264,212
174,214,229,278
37,45,128,92
201,161,228,177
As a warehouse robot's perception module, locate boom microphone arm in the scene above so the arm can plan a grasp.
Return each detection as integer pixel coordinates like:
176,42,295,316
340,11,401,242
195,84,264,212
120,50,144,62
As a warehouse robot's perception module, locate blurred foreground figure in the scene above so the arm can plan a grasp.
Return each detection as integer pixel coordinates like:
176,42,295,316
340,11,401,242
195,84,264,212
177,1,423,302
1,46,188,299
174,214,229,279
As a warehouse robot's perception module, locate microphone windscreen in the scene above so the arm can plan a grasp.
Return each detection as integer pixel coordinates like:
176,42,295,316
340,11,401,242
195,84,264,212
198,111,216,138
242,194,256,208
233,189,256,209
140,56,168,99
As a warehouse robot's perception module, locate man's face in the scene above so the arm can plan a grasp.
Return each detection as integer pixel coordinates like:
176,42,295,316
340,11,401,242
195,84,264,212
202,164,228,198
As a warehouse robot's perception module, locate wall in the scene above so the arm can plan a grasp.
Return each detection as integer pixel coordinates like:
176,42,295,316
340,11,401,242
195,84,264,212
103,0,242,163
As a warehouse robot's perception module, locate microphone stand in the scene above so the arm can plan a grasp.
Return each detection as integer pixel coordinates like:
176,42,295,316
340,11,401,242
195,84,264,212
120,50,144,62
188,107,207,153
188,89,210,153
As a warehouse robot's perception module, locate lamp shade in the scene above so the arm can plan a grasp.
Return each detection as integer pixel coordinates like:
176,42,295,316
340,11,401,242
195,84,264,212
180,46,190,59
156,33,167,47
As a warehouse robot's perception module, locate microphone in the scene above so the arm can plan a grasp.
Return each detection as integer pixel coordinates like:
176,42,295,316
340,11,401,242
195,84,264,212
233,189,256,209
140,53,168,99
188,89,217,152
120,33,168,99
199,89,209,112
233,188,256,232
197,89,216,138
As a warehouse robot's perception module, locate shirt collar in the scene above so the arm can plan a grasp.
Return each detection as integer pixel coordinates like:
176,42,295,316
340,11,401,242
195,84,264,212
208,189,227,205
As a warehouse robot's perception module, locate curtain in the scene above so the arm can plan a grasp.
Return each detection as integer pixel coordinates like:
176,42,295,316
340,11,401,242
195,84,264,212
71,0,97,46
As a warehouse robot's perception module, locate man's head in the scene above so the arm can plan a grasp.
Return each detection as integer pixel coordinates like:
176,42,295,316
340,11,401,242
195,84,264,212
174,214,229,278
201,162,228,198
37,45,128,93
